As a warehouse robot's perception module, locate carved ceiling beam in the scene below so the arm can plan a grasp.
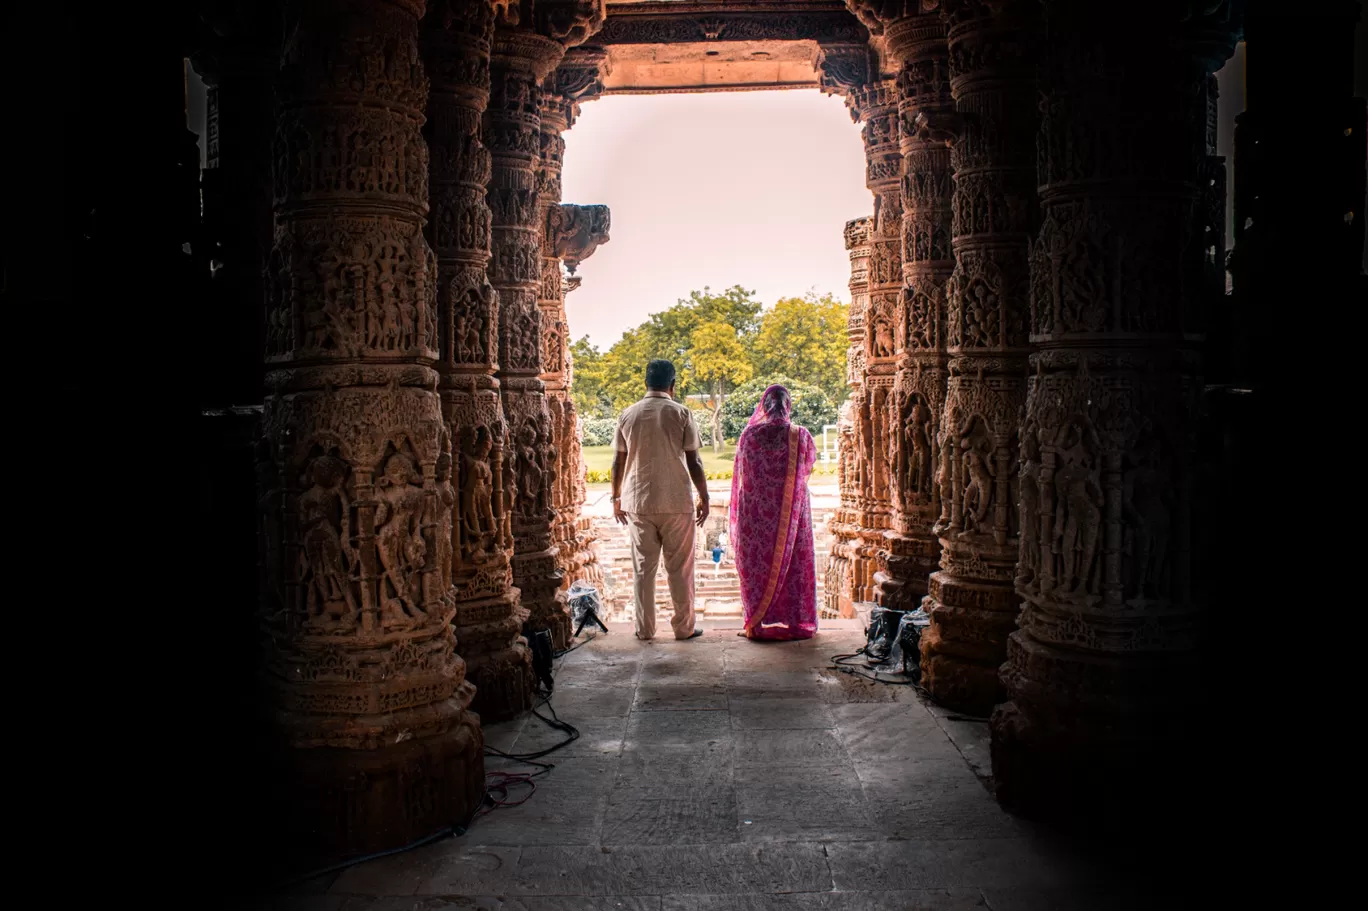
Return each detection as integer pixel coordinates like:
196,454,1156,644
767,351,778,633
594,3,868,45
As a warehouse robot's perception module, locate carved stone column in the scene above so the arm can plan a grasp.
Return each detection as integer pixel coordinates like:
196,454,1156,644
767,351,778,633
488,1,605,655
824,216,873,618
916,0,1039,715
990,0,1240,821
538,47,610,647
545,203,610,601
424,0,533,723
564,258,608,595
847,79,902,606
259,0,483,865
879,9,954,618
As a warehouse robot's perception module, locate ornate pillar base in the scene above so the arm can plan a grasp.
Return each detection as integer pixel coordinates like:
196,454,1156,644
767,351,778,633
514,543,569,649
991,631,1201,826
920,543,1019,715
455,588,533,722
277,712,485,869
874,527,939,613
468,644,536,721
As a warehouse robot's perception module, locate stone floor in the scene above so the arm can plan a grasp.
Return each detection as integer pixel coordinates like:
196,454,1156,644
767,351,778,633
254,622,1179,910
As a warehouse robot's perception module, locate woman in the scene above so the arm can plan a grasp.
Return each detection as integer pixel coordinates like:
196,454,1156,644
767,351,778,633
729,384,819,640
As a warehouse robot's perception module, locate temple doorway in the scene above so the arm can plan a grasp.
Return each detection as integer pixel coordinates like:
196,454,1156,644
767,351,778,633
550,88,868,627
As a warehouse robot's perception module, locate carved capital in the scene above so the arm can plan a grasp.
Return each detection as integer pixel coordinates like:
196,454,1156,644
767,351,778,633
845,215,873,251
496,0,606,51
815,41,873,100
550,203,610,272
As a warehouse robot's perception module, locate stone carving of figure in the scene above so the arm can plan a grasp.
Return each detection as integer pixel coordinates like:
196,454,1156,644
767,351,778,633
1052,427,1103,596
1017,427,1042,586
460,427,497,560
961,435,996,534
433,442,456,590
874,315,894,358
381,276,402,350
870,388,888,494
933,427,954,533
539,421,558,518
374,452,427,628
1123,439,1171,599
903,397,932,503
517,423,542,518
298,455,357,626
962,279,999,349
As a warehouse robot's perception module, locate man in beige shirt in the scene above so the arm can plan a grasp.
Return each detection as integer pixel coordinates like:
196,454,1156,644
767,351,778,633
611,359,710,640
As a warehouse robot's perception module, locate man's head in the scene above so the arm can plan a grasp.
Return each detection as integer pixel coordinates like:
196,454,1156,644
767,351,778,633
645,359,676,393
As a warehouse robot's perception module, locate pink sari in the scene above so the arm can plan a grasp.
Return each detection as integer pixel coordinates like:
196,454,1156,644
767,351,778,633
729,385,819,640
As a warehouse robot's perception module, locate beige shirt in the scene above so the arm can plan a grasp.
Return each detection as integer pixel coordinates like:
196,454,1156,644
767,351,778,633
614,391,701,515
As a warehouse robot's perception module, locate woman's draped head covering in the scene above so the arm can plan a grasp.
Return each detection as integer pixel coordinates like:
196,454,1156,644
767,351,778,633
748,384,792,427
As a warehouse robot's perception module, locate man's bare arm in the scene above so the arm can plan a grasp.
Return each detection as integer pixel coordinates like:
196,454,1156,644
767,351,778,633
611,449,629,524
685,449,709,527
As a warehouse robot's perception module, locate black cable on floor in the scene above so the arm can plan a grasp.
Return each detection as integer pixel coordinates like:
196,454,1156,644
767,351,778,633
554,631,598,658
829,648,922,688
830,648,993,722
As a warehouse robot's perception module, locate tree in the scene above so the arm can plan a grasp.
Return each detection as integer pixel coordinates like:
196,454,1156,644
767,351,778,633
597,327,652,411
568,336,612,419
721,375,837,441
753,292,850,404
690,321,753,451
635,285,764,396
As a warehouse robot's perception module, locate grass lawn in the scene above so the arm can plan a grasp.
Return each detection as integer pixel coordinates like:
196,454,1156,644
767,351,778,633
582,444,737,475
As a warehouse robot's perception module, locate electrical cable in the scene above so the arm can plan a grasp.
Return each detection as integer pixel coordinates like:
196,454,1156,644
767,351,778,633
829,647,992,722
554,631,598,658
829,647,923,688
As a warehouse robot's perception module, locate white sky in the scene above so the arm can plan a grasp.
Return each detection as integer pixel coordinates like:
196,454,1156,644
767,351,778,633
560,89,871,350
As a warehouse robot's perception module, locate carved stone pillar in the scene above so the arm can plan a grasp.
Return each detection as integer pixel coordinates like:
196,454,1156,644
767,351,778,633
879,9,954,618
488,1,605,655
425,0,533,723
259,0,483,865
538,48,610,647
564,261,607,594
990,0,1240,821
847,80,901,606
545,204,610,599
824,216,873,618
916,0,1039,715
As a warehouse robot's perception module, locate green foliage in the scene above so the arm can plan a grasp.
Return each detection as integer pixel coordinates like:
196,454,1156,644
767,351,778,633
630,285,762,397
753,292,850,404
580,416,618,447
569,336,614,419
721,375,837,440
568,285,850,440
597,326,653,412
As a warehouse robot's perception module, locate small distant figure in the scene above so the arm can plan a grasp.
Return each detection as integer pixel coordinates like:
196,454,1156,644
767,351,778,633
610,359,710,641
711,540,725,578
730,385,819,641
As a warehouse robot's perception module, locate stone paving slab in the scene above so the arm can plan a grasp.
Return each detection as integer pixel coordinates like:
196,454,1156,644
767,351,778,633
632,683,729,711
244,624,1137,909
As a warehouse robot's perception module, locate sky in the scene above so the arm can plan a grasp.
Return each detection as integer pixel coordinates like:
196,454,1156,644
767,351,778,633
560,89,871,351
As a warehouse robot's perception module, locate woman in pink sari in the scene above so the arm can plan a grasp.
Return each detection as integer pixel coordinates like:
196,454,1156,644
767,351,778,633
729,384,819,640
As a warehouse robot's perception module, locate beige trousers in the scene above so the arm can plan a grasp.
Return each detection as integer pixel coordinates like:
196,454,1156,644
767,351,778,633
627,512,696,640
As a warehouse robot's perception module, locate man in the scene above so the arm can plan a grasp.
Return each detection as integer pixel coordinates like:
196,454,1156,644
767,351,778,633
611,359,710,640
